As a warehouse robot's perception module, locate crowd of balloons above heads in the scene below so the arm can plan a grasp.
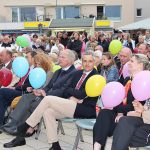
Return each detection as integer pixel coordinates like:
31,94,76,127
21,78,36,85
1,36,149,107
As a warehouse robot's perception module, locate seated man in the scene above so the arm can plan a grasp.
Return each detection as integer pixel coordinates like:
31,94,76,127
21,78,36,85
0,51,36,126
4,51,99,149
0,49,20,87
2,49,76,135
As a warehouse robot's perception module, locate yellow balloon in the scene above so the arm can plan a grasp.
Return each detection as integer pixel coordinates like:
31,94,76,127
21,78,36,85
85,75,106,97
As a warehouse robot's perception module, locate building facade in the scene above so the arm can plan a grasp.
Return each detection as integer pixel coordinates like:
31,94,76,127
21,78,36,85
0,0,149,29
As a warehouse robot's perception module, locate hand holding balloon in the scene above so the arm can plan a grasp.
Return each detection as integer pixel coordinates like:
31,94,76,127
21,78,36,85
29,68,47,89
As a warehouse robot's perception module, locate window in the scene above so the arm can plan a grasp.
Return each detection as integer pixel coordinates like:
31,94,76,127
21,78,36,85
97,6,104,19
56,6,79,19
20,7,36,21
12,8,18,22
105,5,121,20
12,7,36,22
136,8,142,17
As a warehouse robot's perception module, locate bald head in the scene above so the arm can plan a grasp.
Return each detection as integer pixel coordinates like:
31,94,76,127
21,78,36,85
119,47,132,65
1,49,12,64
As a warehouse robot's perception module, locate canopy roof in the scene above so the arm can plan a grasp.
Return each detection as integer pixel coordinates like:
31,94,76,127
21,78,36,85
118,18,150,30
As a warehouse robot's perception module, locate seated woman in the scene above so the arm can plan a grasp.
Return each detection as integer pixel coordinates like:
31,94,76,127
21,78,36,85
100,52,119,83
111,56,150,150
93,54,149,150
30,52,53,89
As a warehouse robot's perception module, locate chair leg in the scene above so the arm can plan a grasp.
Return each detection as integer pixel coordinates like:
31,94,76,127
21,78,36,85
78,127,84,142
73,126,81,150
35,118,43,140
57,120,65,135
57,120,61,134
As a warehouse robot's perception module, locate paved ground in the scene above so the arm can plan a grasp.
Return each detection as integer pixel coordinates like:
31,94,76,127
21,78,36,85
0,122,148,150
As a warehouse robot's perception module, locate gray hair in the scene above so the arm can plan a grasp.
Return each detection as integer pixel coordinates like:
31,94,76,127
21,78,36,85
81,50,95,61
65,49,76,63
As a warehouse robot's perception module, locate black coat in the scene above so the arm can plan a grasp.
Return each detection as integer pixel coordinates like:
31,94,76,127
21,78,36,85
43,65,76,97
64,69,99,118
67,39,82,58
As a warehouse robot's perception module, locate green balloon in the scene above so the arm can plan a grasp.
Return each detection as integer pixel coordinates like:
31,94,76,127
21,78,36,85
16,36,30,48
109,40,122,55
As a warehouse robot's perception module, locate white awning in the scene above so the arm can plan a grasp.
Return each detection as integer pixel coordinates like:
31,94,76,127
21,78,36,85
118,18,150,30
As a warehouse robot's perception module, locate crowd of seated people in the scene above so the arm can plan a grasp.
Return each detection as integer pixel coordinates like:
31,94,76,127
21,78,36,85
0,30,149,150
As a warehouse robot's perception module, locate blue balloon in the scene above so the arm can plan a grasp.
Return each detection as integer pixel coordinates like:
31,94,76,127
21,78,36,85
12,57,29,78
29,67,47,89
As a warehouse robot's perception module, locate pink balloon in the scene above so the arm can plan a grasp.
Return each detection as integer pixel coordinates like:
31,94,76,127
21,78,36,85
101,82,125,107
122,62,130,79
131,71,150,101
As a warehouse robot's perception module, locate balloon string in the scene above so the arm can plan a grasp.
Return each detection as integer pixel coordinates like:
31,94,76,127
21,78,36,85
82,96,88,100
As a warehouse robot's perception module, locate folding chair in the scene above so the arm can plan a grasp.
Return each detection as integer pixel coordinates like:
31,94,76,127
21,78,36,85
73,119,96,150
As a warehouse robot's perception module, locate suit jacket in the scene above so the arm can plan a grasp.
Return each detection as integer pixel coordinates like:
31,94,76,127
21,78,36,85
63,69,99,118
15,69,31,92
43,65,76,97
0,61,12,70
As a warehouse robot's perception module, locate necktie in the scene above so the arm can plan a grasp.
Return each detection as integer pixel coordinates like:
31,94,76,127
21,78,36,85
119,65,123,76
75,73,86,90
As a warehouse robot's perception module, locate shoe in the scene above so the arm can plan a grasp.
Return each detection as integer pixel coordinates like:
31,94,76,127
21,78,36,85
49,147,63,150
3,136,26,148
3,126,18,135
25,129,37,137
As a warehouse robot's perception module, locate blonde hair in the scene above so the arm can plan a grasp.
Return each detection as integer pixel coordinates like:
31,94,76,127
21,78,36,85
133,54,150,71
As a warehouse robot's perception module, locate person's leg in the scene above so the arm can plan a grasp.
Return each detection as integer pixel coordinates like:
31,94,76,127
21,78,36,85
2,93,37,135
130,124,150,147
93,109,117,150
0,88,22,125
26,96,77,128
0,96,7,125
111,116,143,150
10,93,36,123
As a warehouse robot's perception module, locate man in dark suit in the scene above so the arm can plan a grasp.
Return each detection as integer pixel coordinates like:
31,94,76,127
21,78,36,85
0,49,12,70
2,49,76,135
0,51,36,126
3,51,98,149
